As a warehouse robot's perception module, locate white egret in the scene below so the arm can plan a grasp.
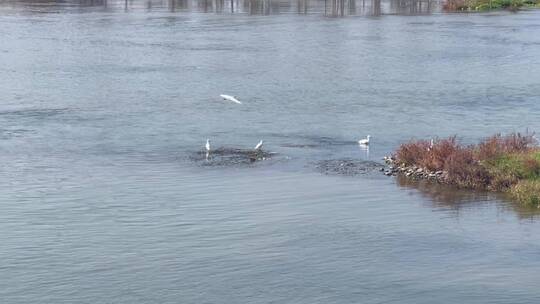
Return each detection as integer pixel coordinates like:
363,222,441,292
220,94,242,104
358,135,370,146
205,139,211,152
254,140,263,151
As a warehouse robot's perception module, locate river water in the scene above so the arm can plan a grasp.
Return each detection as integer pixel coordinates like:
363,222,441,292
1,1,540,303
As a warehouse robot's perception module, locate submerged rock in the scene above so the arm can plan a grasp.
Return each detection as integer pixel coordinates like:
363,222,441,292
315,159,386,176
191,147,275,167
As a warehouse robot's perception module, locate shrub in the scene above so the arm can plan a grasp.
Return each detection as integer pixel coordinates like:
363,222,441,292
443,0,529,11
475,133,535,161
524,156,540,175
485,152,540,190
511,180,540,207
443,147,491,189
395,139,431,167
443,0,470,10
395,137,460,172
423,137,460,171
394,133,539,192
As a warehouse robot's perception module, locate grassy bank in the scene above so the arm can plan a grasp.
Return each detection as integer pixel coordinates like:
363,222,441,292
393,133,540,207
444,0,540,11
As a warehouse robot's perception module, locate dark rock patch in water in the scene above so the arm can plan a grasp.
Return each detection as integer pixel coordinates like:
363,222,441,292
280,143,319,148
0,128,34,139
0,108,68,118
264,133,352,148
190,147,276,167
315,159,385,176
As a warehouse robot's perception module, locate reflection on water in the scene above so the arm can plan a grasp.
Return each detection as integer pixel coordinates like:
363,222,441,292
0,0,440,15
389,0,437,15
396,175,540,219
396,174,495,207
358,144,370,160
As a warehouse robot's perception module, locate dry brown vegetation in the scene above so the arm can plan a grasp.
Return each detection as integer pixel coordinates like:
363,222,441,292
394,133,540,206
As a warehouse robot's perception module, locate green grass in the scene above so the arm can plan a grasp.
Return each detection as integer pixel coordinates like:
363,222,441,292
474,0,524,10
443,0,539,11
483,151,540,192
495,152,540,207
479,151,540,206
511,180,540,207
486,152,540,179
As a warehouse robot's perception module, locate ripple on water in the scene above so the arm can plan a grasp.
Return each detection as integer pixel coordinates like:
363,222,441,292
0,107,68,118
315,159,385,177
0,128,34,139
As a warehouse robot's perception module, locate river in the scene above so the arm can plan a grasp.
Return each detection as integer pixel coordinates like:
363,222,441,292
1,1,540,303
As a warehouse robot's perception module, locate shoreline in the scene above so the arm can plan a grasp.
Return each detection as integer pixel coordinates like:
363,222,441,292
383,133,540,207
383,156,448,183
444,0,540,12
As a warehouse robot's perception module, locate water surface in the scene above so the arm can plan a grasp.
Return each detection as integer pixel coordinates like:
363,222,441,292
1,2,540,303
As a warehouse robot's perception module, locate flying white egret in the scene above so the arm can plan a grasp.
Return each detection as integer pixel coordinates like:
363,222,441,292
205,139,211,152
358,135,370,146
254,140,263,151
220,94,242,104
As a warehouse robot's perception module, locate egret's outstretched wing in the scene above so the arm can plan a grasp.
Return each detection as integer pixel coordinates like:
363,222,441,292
254,140,263,150
220,94,242,104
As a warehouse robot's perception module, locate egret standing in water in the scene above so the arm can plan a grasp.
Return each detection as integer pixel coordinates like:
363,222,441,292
254,140,263,151
205,139,211,161
358,135,370,146
220,94,242,104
